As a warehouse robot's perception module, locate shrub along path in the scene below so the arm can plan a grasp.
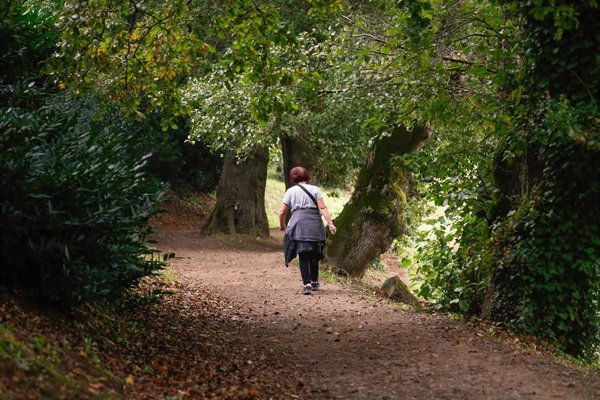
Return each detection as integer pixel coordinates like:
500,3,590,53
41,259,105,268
152,228,600,400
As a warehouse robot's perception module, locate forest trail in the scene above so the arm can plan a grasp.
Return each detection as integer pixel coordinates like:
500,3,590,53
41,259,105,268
153,227,600,400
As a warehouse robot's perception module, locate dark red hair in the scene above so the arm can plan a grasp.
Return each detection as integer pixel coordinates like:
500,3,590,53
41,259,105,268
290,166,310,184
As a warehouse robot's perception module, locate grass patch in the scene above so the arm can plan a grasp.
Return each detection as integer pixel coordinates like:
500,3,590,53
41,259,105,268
265,179,287,229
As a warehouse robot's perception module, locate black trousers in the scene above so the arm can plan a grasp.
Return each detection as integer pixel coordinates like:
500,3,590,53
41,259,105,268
298,252,319,285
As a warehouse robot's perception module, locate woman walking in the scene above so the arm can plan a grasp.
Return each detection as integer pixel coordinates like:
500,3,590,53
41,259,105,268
279,167,337,295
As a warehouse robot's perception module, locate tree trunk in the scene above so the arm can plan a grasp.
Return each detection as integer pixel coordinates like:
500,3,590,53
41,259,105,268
381,276,421,309
327,124,429,278
480,3,600,357
280,123,318,189
204,147,269,237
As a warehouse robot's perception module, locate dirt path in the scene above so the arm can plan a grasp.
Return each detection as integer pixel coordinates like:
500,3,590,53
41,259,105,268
153,228,600,400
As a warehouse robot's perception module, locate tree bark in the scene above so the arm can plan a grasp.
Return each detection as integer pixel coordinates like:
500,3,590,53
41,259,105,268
480,3,600,357
381,276,421,309
204,147,269,237
280,123,318,189
327,124,429,278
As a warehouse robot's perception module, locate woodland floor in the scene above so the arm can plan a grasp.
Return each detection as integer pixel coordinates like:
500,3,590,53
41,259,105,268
150,227,600,400
2,196,600,399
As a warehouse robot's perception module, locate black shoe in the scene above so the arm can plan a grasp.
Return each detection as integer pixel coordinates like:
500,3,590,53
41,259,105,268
311,281,320,291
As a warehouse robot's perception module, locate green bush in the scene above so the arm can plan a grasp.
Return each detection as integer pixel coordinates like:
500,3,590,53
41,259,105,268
0,95,166,305
413,211,493,314
140,122,223,193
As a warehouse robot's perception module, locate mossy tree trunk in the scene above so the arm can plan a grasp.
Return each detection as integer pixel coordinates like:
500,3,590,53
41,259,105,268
281,123,318,189
327,124,429,278
204,147,269,237
481,3,600,357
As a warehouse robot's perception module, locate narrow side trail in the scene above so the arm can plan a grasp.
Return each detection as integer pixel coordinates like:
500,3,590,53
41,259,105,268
154,228,600,400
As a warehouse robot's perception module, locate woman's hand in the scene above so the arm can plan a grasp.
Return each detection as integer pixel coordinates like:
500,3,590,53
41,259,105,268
328,224,337,235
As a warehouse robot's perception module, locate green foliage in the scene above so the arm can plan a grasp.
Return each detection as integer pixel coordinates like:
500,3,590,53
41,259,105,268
186,1,371,185
490,97,600,359
385,0,599,361
122,114,223,192
49,0,344,128
0,92,166,305
370,256,386,272
0,1,223,308
3,0,599,361
186,76,278,157
208,0,342,119
0,1,59,83
53,0,199,116
0,0,214,307
517,0,600,101
380,0,511,313
478,0,600,359
411,209,493,313
147,128,222,192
